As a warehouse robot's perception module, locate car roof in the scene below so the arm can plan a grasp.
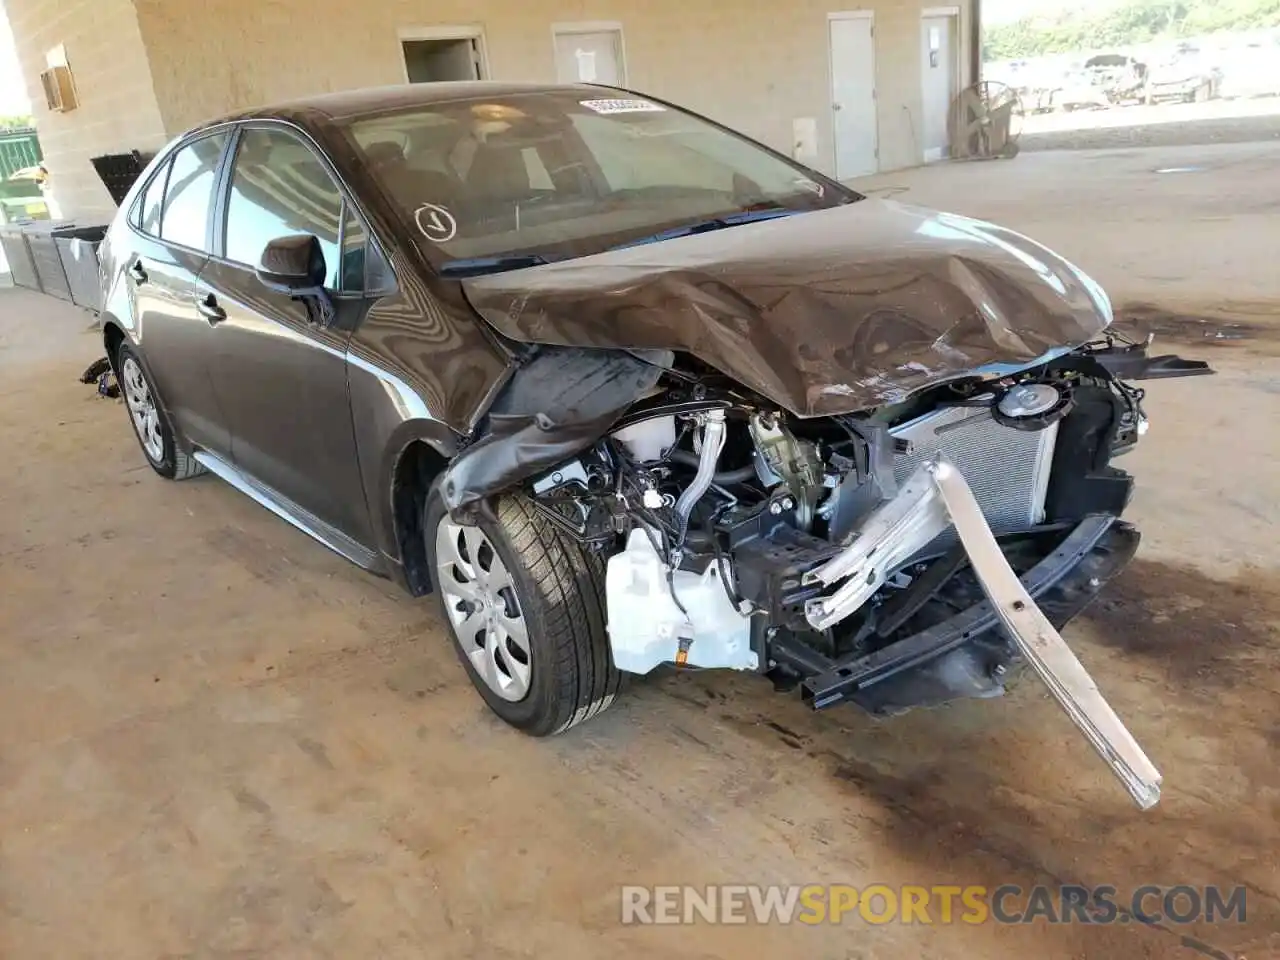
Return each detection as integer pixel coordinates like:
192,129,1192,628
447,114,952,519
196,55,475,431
201,81,611,130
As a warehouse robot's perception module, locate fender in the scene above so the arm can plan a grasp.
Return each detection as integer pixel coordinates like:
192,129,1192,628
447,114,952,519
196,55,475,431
346,336,464,589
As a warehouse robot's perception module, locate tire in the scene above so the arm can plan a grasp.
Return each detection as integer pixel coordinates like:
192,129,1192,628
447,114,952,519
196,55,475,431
425,486,623,736
114,342,205,480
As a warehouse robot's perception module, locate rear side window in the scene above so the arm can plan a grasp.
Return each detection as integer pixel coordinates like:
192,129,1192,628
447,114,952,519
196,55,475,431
135,160,171,236
160,133,228,251
223,128,342,285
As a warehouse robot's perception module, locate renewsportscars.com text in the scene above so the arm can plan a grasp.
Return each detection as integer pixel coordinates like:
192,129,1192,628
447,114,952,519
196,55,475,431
620,884,1247,926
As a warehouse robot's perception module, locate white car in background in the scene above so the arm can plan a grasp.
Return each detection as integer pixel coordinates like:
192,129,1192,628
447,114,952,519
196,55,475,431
1051,68,1113,112
1144,49,1223,103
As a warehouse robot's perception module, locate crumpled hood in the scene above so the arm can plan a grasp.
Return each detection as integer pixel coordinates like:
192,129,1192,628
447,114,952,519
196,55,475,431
462,199,1114,417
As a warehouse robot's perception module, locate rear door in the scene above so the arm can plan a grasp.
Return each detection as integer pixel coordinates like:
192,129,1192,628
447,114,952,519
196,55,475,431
197,124,376,546
125,131,232,455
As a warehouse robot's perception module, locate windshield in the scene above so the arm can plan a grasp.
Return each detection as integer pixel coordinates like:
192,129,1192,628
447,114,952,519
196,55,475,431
345,91,855,269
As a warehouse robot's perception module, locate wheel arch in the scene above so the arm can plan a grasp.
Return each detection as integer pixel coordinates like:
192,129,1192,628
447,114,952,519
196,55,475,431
379,425,457,596
101,314,129,370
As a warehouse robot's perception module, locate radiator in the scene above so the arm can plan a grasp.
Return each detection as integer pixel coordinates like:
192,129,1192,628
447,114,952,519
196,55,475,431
891,403,1058,536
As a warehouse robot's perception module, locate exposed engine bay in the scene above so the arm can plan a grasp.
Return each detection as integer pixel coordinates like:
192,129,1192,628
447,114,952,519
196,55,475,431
524,340,1143,675
441,330,1211,810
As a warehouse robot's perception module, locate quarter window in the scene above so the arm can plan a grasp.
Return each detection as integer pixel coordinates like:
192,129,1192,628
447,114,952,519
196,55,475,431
136,159,171,236
339,205,367,292
159,133,228,251
223,128,342,286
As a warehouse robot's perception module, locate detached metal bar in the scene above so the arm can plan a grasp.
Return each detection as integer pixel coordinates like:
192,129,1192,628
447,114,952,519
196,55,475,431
799,453,1161,809
926,458,1162,810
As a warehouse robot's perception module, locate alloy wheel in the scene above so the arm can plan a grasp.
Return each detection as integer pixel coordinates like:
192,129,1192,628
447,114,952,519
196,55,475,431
121,357,164,463
435,518,532,702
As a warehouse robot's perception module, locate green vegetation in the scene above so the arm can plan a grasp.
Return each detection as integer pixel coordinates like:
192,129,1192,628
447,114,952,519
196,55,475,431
0,115,35,131
984,0,1280,60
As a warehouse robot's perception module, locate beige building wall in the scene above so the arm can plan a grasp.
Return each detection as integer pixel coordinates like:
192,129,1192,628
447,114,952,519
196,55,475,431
8,0,972,220
134,0,973,177
5,0,168,220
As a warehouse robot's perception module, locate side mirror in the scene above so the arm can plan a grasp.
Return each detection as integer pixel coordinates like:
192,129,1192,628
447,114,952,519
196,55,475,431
256,234,326,293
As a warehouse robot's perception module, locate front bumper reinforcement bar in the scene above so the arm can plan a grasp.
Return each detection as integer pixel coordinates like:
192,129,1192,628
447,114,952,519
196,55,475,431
801,456,1162,810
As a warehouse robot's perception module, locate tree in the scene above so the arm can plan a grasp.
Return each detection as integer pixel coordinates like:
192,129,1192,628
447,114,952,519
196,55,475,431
984,0,1280,61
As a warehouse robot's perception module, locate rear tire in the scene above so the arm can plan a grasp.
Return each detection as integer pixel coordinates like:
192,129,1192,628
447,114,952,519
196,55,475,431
425,486,623,736
115,342,204,481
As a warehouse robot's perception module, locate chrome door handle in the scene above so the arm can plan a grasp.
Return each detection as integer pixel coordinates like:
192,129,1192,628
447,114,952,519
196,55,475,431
196,293,227,325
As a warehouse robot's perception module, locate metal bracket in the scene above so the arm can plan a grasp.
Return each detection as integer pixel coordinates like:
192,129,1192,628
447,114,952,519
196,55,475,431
803,455,1161,809
927,458,1161,809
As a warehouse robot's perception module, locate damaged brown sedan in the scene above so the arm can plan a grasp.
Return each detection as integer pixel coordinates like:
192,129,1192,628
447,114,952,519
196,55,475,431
98,82,1212,808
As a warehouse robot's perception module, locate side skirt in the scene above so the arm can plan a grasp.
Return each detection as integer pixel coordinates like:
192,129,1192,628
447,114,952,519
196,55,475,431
193,450,383,573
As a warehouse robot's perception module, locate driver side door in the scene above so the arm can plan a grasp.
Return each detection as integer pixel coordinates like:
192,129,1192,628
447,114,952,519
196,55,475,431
196,124,376,554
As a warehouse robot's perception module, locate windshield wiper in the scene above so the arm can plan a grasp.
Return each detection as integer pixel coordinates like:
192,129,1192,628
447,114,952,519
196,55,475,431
608,208,800,252
439,254,556,279
441,208,803,276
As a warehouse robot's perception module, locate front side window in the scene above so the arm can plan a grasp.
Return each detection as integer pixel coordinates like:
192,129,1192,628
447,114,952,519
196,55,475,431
159,133,228,251
223,127,342,286
346,92,854,270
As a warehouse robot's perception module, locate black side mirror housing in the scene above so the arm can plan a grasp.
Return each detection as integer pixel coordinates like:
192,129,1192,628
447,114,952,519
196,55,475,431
256,234,327,293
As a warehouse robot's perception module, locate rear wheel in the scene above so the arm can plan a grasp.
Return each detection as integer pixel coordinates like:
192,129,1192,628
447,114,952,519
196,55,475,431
115,342,204,480
425,487,623,736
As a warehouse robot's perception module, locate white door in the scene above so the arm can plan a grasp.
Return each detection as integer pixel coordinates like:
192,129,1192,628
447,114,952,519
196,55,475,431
921,14,958,161
829,15,878,179
554,30,624,85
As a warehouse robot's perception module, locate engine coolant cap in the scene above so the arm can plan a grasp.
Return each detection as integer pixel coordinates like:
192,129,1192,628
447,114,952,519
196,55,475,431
998,383,1061,418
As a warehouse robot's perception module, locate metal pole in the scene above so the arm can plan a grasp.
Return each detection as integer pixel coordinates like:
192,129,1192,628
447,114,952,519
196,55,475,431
970,0,983,84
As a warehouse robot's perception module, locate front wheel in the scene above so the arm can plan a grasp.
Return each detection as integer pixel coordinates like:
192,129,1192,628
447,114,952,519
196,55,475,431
115,342,204,480
425,488,623,736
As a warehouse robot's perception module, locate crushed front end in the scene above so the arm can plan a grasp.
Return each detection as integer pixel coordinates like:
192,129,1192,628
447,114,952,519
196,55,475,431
439,197,1218,808
491,336,1210,809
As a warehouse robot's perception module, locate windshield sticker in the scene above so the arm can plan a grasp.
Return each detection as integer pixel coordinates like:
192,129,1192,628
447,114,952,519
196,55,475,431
415,202,458,243
579,98,666,115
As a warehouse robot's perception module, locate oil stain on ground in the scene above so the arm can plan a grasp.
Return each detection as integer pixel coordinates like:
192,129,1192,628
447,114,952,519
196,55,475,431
1115,301,1280,350
706,556,1280,958
1085,558,1280,688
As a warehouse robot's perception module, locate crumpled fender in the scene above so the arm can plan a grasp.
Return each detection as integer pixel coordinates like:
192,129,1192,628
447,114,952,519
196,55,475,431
439,346,669,511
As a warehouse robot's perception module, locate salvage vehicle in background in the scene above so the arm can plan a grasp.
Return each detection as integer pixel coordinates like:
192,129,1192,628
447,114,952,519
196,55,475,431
98,82,1212,810
1082,53,1150,106
1050,68,1113,112
1145,52,1222,104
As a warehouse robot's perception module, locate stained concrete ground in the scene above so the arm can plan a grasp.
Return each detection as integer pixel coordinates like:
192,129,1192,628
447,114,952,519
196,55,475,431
1019,96,1280,152
1,135,1278,960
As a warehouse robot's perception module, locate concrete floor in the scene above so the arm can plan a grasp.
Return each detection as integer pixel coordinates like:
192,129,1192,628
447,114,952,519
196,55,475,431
1,140,1278,959
1019,95,1280,152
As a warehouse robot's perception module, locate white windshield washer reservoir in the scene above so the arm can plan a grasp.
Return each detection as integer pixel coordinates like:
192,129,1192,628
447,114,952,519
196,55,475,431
611,416,675,462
